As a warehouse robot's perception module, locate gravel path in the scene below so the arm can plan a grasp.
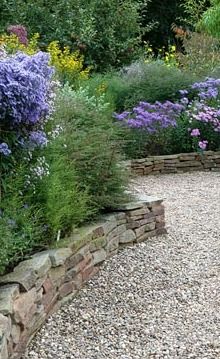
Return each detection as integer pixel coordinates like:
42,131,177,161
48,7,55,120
25,172,220,359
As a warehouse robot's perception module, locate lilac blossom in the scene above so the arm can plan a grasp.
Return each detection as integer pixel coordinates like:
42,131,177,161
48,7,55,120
191,128,200,137
114,100,184,133
0,51,54,127
198,140,208,150
29,131,48,148
0,143,11,156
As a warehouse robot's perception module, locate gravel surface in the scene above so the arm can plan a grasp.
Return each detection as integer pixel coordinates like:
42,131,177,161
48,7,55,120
25,172,220,359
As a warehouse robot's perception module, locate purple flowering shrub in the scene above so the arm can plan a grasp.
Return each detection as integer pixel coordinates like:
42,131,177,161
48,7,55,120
115,77,220,157
0,51,55,190
181,78,220,151
114,100,185,156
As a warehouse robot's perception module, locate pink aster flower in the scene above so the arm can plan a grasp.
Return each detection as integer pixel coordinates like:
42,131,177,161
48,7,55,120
191,128,200,137
198,140,208,150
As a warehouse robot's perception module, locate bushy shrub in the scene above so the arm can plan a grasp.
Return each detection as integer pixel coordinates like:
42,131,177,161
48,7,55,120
177,32,220,76
34,138,93,239
87,60,196,112
198,0,220,38
115,78,220,158
52,85,128,211
0,171,44,274
0,0,150,70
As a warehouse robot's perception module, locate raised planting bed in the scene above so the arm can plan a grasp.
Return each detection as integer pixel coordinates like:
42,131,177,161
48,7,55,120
125,151,220,176
0,195,166,359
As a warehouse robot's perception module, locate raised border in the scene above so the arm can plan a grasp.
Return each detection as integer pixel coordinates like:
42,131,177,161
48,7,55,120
125,151,220,176
0,196,166,359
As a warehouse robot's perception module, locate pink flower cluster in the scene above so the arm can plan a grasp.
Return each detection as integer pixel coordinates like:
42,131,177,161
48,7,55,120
7,25,28,46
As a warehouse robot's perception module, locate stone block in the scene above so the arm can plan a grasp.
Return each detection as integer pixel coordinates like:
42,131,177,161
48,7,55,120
59,282,75,299
135,225,147,238
119,230,136,244
0,268,37,292
145,222,156,232
45,248,72,267
13,288,37,325
42,277,54,294
136,230,157,242
82,266,99,282
0,335,8,359
89,236,107,253
0,284,19,315
115,202,145,211
134,194,163,207
0,314,10,340
153,164,164,170
106,237,119,253
144,166,154,174
43,292,58,315
139,216,155,225
92,249,107,265
156,221,166,229
17,252,51,279
11,324,21,345
48,266,65,286
73,253,93,274
72,273,83,290
65,252,84,270
156,215,165,223
151,205,165,216
126,218,140,230
26,305,46,335
128,207,150,217
106,224,127,241
156,228,168,236
177,160,202,168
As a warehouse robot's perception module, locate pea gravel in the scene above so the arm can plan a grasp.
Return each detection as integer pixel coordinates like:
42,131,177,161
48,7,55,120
25,172,220,359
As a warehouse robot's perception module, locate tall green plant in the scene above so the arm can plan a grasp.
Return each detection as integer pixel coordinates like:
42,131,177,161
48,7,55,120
198,0,220,38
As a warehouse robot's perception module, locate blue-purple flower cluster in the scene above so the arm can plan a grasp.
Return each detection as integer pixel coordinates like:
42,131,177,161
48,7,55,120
115,77,220,152
0,51,55,155
114,101,184,133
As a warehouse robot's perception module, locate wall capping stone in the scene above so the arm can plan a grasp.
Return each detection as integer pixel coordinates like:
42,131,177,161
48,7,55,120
124,151,220,176
0,195,167,359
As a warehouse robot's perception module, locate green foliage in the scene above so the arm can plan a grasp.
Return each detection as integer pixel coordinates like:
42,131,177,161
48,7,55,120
0,0,150,70
178,32,220,76
0,170,44,275
52,85,128,211
88,60,196,112
35,140,92,238
198,0,220,38
181,0,210,27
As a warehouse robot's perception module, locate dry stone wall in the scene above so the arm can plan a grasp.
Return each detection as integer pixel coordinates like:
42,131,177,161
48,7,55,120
0,196,166,359
126,151,220,176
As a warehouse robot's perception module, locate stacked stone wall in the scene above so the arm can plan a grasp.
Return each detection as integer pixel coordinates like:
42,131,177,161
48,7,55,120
126,151,220,176
0,196,166,359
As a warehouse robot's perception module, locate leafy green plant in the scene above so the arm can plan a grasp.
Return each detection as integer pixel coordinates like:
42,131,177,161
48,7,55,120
88,60,196,112
52,85,128,211
0,169,44,275
198,0,220,38
0,0,151,70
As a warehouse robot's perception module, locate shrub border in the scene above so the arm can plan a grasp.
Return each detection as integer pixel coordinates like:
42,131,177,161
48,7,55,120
0,195,166,359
